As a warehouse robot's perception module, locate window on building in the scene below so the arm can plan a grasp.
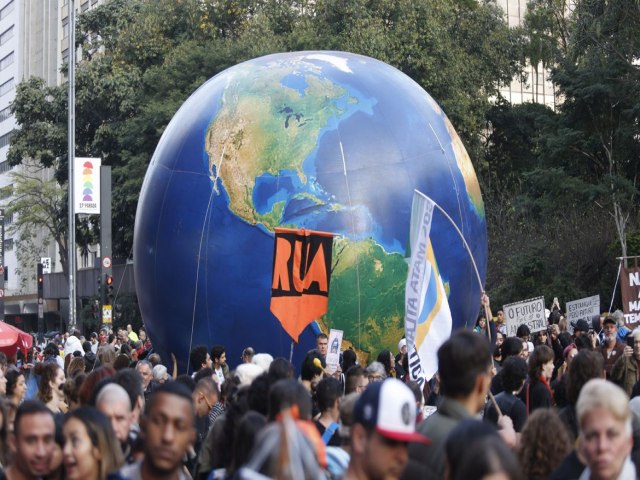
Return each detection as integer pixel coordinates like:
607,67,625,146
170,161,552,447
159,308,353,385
0,105,10,123
62,21,69,39
81,1,89,12
0,159,11,173
0,1,14,21
0,51,13,71
0,130,13,148
62,48,69,66
3,238,12,251
3,212,12,225
0,184,11,199
0,77,13,97
0,26,13,46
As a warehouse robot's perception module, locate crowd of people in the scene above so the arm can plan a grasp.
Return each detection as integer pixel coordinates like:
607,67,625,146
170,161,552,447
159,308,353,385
0,301,638,479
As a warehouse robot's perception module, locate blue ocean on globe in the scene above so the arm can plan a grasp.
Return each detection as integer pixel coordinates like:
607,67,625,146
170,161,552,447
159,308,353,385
133,51,487,373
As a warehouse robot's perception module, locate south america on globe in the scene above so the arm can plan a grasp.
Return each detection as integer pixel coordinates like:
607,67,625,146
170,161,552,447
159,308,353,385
133,51,487,372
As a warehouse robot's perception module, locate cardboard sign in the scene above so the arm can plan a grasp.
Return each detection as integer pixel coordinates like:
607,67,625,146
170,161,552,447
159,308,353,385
325,329,343,374
621,266,640,326
566,295,600,332
503,297,546,336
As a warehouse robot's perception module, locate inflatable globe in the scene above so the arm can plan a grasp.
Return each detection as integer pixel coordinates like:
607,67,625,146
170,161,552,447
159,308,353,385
134,51,487,372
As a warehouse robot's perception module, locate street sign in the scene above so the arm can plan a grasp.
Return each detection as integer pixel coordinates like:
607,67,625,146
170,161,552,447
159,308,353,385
40,257,52,274
102,256,112,269
102,305,112,324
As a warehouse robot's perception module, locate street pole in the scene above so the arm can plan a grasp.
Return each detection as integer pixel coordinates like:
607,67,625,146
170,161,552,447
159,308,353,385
67,0,76,329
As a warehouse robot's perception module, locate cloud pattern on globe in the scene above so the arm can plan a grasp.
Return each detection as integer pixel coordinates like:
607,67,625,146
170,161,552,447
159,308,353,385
134,51,487,371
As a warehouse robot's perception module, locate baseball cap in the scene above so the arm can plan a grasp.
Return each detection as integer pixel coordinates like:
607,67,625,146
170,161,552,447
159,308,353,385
574,319,590,333
603,316,616,326
353,378,429,444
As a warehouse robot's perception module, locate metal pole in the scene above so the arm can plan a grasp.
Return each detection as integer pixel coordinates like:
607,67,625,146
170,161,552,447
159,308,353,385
67,0,76,328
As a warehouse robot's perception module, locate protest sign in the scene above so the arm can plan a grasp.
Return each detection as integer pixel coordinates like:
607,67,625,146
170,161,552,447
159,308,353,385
565,295,600,333
622,266,640,327
503,297,546,337
325,329,343,374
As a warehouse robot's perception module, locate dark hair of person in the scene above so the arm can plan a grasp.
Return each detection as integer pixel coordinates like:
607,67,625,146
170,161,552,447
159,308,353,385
6,368,24,397
228,411,267,476
14,400,54,436
0,352,7,370
454,436,524,480
113,354,130,371
500,337,524,360
34,362,60,403
67,357,86,378
517,409,572,479
174,374,197,392
0,397,10,466
344,366,365,395
566,349,604,405
119,343,131,356
406,380,423,405
317,333,328,341
89,377,115,406
501,356,528,392
113,368,144,410
446,418,500,479
528,345,554,380
63,373,86,408
78,366,116,406
341,349,357,373
300,351,324,382
189,345,209,371
216,386,250,470
268,379,312,421
516,324,531,338
248,373,271,416
194,367,214,384
315,377,341,413
376,350,394,376
63,407,124,478
268,357,295,382
211,345,225,362
145,381,195,420
438,330,492,398
147,353,162,367
558,331,574,349
43,342,59,358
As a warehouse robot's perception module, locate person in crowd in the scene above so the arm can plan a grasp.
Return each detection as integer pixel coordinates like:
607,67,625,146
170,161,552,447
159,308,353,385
193,377,223,432
495,310,506,335
64,330,83,359
96,333,116,367
314,376,342,446
403,330,493,479
67,357,85,379
345,366,368,395
43,343,64,370
520,344,555,413
516,324,531,343
152,364,168,384
611,327,640,396
241,347,255,364
62,406,123,480
113,369,144,437
545,324,564,372
517,409,572,480
34,363,67,414
484,356,528,432
225,411,266,478
210,345,229,387
301,351,325,394
126,325,138,343
89,333,98,355
95,383,134,462
5,400,56,480
82,341,99,373
6,369,27,408
0,364,7,397
552,342,580,409
364,362,386,383
576,379,635,479
490,336,524,394
316,333,329,360
189,345,212,376
63,374,86,412
612,310,630,344
600,316,626,378
135,360,156,402
78,366,115,406
113,382,196,480
376,350,400,380
341,349,358,376
344,379,429,480
47,416,64,480
474,314,487,334
450,435,523,480
396,338,407,369
0,398,10,470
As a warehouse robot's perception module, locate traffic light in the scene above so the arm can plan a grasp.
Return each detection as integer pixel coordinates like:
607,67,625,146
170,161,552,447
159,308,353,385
105,274,114,304
37,263,43,299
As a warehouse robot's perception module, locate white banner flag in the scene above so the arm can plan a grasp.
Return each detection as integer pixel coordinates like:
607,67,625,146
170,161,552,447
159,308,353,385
404,190,452,387
74,157,101,214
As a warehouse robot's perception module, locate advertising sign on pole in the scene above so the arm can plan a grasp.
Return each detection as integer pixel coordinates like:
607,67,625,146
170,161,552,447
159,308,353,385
325,329,343,374
74,157,101,214
503,297,546,337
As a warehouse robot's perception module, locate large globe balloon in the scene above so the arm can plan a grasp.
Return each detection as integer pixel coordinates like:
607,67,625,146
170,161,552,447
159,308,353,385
134,51,487,372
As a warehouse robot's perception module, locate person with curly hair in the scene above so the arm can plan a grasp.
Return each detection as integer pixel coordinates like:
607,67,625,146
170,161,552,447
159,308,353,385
34,362,67,414
5,368,26,407
517,409,572,480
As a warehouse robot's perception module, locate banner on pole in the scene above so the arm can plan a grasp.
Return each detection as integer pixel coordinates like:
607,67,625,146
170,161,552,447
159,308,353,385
270,228,335,343
621,266,640,326
74,157,101,214
404,191,452,387
503,296,546,336
566,295,600,333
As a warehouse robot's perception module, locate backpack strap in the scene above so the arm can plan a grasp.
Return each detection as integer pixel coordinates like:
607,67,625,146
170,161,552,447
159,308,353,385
322,422,340,445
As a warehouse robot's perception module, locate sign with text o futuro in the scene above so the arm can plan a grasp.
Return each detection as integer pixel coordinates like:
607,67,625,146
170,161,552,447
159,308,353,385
503,296,546,337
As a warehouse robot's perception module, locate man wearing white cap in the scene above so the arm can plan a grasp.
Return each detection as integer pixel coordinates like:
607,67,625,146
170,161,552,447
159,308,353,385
343,378,430,480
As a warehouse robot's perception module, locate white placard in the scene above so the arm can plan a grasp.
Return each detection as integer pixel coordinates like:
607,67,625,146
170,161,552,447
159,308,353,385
326,329,343,373
503,296,546,336
40,257,51,274
74,157,101,214
566,295,600,332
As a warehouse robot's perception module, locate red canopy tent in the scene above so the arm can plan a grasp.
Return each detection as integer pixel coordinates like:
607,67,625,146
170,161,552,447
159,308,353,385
0,321,33,359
